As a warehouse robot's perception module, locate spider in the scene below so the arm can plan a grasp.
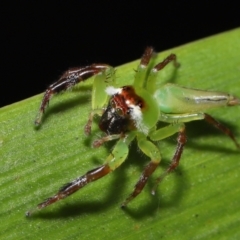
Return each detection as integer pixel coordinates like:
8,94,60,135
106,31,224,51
27,47,240,216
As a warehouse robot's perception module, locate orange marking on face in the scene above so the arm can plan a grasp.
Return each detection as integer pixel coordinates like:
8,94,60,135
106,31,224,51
121,86,145,109
110,86,146,116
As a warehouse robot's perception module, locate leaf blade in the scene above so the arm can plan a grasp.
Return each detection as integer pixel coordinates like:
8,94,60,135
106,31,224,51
1,28,240,239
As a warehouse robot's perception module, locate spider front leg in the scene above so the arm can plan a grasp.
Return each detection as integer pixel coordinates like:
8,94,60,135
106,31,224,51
35,63,111,125
26,133,134,216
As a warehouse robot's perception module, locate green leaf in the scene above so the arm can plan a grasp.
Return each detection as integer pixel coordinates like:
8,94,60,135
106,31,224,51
1,28,240,239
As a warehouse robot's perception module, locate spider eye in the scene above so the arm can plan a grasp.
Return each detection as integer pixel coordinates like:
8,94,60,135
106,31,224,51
116,108,124,115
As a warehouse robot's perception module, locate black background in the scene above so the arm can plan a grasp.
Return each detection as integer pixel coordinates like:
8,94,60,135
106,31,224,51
1,2,240,108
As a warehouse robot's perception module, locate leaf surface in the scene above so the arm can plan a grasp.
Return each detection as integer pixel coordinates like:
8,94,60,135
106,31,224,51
1,28,240,239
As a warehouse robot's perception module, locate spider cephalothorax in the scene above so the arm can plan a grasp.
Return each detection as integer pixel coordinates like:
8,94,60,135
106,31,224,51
27,47,240,216
99,85,145,135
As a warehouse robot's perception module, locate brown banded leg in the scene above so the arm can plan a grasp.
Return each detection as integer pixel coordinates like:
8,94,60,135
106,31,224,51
121,161,159,207
26,136,130,216
26,164,112,216
121,137,160,207
153,53,179,71
92,134,123,148
35,64,110,125
204,113,240,149
84,109,104,135
152,126,187,195
140,47,154,66
134,47,155,87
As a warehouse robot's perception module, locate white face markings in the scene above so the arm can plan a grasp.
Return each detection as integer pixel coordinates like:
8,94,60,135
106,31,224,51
128,104,148,134
105,86,122,96
128,104,142,123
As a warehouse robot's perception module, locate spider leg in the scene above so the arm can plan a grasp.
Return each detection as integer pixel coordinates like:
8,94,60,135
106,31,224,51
141,123,186,195
147,53,179,93
140,46,154,67
160,112,240,148
133,47,155,88
153,53,179,71
35,64,110,125
26,133,134,216
151,125,186,195
204,113,240,148
121,135,160,207
84,109,103,135
133,46,179,91
149,112,240,194
92,133,124,148
34,164,112,211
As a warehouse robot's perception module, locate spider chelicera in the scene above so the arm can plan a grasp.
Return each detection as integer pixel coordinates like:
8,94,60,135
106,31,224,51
27,47,240,216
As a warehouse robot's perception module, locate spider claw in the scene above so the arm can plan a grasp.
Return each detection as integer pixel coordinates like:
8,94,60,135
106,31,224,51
34,112,43,126
151,189,156,196
25,211,31,217
92,139,104,148
121,198,130,208
84,123,91,136
25,207,37,217
120,204,126,209
120,201,127,208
